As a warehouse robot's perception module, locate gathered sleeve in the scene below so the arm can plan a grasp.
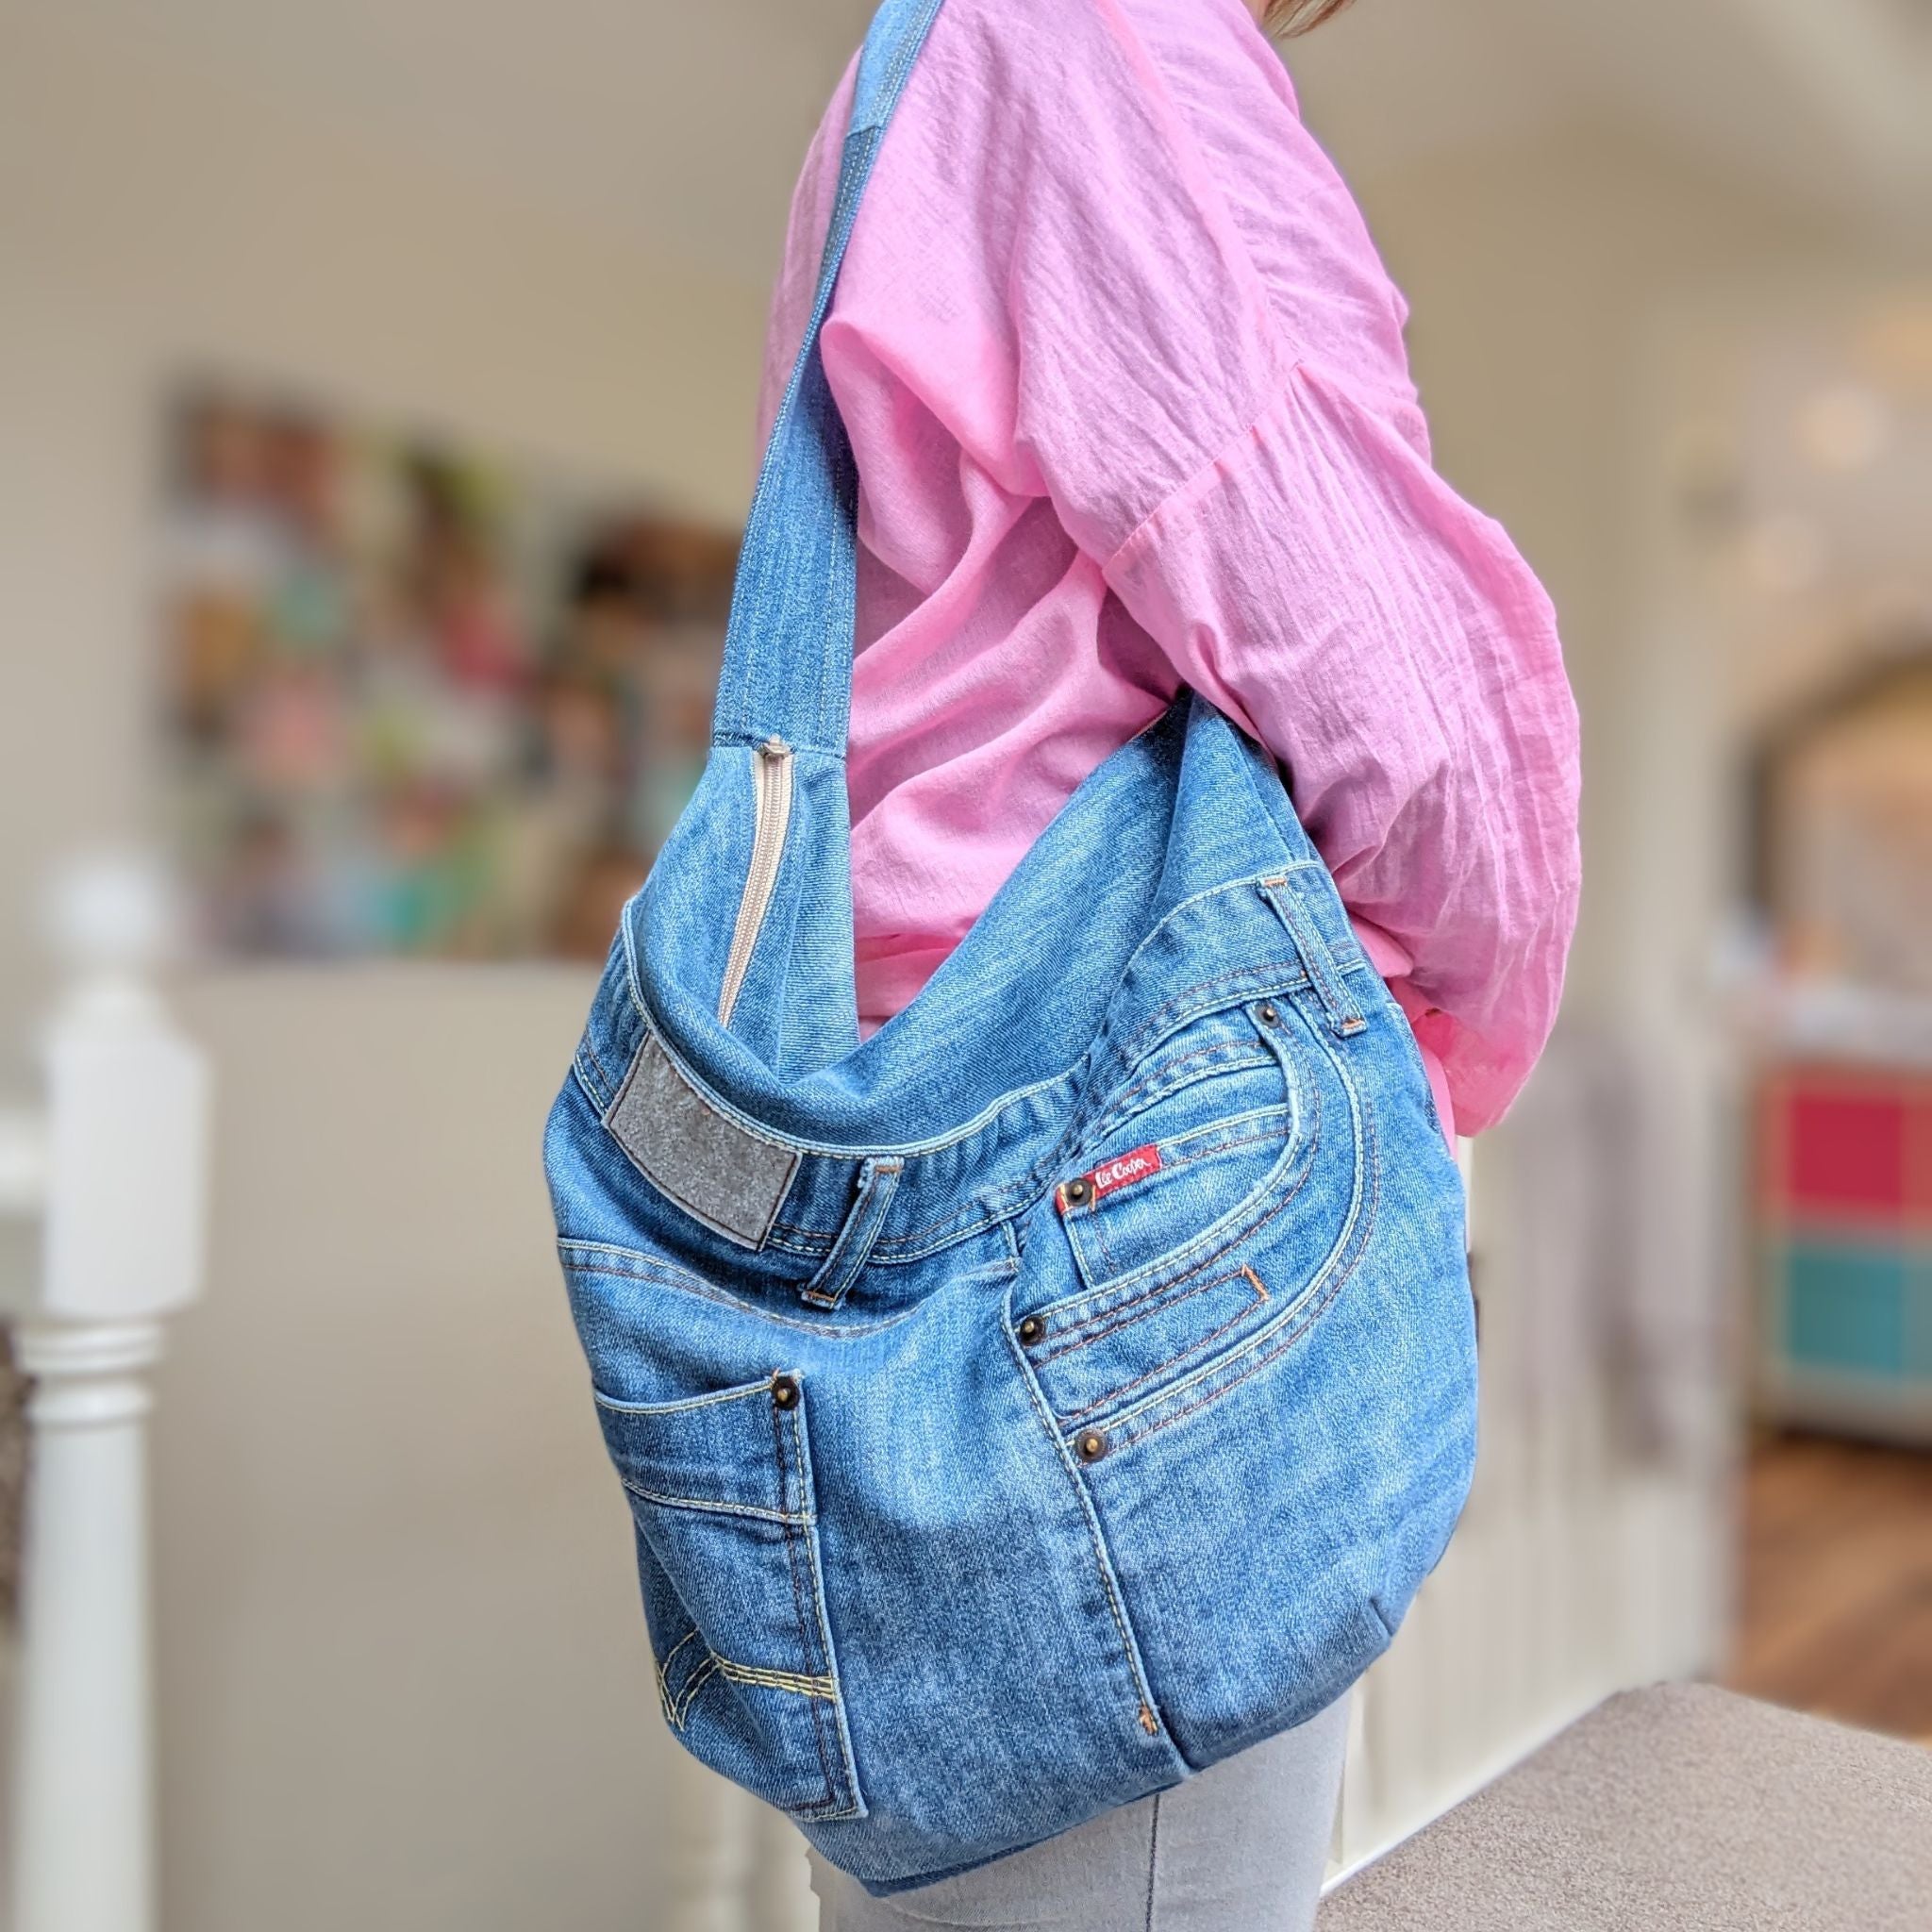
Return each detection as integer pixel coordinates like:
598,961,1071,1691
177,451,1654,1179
951,1,1582,1132
1100,357,1581,1133
770,0,1581,1132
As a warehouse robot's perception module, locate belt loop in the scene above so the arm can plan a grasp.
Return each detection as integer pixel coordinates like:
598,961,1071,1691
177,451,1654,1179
1258,876,1366,1040
800,1156,904,1310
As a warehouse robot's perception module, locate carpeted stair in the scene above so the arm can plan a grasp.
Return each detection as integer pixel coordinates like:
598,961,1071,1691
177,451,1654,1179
1320,1683,1932,1930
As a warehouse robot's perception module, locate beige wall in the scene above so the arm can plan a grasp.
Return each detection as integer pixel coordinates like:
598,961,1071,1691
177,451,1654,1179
0,11,769,1035
0,16,774,1931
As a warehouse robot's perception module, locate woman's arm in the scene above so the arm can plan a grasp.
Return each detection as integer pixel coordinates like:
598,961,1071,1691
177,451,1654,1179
998,0,1581,1133
765,0,1580,1131
1101,355,1581,1134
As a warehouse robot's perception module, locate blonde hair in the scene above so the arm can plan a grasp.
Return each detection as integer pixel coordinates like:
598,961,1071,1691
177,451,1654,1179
1262,0,1355,32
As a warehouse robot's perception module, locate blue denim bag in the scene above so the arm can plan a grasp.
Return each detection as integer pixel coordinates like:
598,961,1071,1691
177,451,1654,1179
543,0,1476,1897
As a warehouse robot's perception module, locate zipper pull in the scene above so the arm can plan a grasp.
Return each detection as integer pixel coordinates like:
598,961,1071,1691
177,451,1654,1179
758,734,791,759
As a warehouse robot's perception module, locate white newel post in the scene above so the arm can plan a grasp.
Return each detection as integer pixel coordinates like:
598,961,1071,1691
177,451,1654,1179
4,857,211,1932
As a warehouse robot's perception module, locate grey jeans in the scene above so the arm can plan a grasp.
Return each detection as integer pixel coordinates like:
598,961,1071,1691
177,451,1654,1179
808,1695,1350,1931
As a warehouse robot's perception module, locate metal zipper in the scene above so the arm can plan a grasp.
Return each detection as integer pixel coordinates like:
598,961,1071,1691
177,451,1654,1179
716,734,793,1026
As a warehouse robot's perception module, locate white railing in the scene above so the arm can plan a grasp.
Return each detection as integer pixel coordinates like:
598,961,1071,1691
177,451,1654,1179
0,857,212,1932
1332,1027,1732,1878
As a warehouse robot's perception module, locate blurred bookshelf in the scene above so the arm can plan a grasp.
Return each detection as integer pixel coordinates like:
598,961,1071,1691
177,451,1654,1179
1751,990,1932,1444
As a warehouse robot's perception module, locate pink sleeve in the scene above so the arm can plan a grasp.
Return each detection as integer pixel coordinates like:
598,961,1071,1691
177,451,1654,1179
956,0,1578,1130
1102,359,1581,1134
773,0,1579,1133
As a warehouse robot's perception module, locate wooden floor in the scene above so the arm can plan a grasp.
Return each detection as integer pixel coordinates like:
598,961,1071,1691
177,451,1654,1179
1726,1432,1932,1741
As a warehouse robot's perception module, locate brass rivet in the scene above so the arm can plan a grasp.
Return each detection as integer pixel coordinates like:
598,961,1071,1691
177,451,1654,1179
772,1374,800,1409
1075,1429,1108,1463
1017,1314,1046,1346
1258,1002,1280,1025
1063,1176,1092,1206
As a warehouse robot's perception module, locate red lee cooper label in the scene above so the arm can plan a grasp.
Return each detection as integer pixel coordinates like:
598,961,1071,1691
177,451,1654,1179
1060,1142,1162,1211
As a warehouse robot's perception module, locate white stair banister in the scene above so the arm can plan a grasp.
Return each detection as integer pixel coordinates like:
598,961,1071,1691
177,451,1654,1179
4,854,212,1932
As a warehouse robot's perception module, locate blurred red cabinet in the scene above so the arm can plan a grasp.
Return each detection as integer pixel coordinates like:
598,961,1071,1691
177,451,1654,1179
1755,1061,1932,1441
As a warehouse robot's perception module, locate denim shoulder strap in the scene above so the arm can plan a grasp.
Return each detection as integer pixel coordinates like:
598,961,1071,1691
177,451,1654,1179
710,0,946,758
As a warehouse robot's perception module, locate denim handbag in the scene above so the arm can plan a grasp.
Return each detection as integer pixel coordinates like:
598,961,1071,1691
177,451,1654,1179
543,0,1476,1897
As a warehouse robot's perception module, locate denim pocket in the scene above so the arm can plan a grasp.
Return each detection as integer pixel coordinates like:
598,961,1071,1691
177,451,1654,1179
1021,991,1368,1435
594,1374,863,1821
1056,999,1302,1302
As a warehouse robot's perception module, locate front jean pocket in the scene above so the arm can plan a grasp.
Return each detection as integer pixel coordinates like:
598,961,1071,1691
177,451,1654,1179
1021,991,1363,1433
594,1374,863,1822
1056,997,1305,1302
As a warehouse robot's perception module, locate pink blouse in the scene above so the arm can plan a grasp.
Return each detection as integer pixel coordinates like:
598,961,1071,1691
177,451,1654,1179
755,0,1581,1140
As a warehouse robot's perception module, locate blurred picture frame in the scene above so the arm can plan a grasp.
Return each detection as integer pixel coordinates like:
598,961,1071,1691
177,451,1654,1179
158,377,737,963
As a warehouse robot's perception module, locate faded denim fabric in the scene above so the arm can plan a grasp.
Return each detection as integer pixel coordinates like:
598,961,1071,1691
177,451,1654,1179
542,0,1475,1899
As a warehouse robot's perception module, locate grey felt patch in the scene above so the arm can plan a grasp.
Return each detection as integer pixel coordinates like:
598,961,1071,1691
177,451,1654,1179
604,1033,800,1249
